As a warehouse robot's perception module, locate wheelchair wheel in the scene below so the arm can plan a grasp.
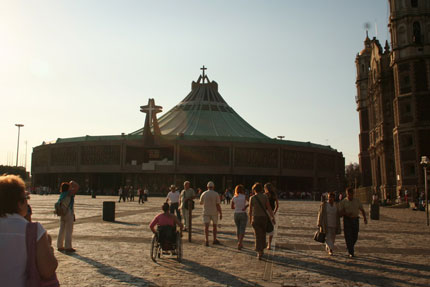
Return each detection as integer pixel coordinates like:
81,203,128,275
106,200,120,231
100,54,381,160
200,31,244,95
176,232,182,262
150,234,159,262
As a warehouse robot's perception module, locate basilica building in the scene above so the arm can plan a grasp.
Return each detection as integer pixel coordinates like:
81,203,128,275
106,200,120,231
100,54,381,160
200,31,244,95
32,68,344,195
355,0,430,200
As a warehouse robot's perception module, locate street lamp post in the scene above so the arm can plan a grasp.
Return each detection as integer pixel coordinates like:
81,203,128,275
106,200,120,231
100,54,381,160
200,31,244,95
15,124,24,167
420,156,429,226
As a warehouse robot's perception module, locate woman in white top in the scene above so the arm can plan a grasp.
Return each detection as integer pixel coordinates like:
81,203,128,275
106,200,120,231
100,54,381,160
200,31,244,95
317,191,341,255
0,174,58,286
231,184,248,250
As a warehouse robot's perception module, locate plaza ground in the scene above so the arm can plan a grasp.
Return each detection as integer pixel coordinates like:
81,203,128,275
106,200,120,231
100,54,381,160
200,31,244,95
29,195,430,287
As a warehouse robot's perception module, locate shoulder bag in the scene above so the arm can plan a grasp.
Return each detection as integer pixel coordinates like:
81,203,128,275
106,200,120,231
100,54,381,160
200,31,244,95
254,195,274,233
26,223,60,287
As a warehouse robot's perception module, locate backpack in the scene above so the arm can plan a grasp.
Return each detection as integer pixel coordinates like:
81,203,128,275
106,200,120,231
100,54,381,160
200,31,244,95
54,195,71,216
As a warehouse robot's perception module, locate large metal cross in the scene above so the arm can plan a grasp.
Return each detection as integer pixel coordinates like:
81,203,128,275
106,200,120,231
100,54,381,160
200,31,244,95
140,98,162,123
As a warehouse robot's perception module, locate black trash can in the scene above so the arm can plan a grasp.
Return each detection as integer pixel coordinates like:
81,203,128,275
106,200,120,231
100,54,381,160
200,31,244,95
103,201,115,222
370,203,379,220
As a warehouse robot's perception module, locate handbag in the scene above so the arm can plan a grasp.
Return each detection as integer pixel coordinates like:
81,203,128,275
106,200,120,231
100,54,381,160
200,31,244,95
254,195,275,233
26,223,60,287
313,229,326,243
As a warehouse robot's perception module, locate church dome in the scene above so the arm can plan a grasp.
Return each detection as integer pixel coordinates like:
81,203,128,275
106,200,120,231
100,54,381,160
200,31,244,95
132,68,269,139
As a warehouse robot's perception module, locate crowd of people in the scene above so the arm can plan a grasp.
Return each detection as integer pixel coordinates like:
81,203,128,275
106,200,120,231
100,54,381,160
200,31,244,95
0,173,372,286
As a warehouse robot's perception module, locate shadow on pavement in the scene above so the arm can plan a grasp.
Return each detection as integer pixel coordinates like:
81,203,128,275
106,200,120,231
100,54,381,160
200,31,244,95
267,250,429,287
69,253,157,287
178,259,262,287
110,221,139,226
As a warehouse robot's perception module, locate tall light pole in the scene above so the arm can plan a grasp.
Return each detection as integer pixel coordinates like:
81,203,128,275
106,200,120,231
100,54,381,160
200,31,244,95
15,124,24,167
420,156,429,226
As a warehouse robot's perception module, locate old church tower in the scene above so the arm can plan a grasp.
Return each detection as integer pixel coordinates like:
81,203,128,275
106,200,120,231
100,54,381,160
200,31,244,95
356,0,430,199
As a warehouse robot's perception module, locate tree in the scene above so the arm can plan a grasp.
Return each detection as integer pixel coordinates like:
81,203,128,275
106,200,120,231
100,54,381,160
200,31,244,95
345,163,360,188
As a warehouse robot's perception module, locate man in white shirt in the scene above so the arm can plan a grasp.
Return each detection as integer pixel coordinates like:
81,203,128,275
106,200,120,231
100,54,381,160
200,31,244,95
166,184,181,221
199,181,222,246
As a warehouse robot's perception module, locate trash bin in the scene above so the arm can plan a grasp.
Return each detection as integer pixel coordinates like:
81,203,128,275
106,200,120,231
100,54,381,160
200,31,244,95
103,201,115,222
370,203,379,220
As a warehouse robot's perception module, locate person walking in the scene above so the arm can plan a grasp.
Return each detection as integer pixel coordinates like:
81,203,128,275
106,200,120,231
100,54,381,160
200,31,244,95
249,182,275,259
118,186,123,203
231,184,248,250
339,188,367,258
57,180,79,253
317,191,341,255
138,187,144,204
130,186,135,202
166,184,181,221
0,174,58,286
200,181,222,246
264,183,279,250
179,181,195,231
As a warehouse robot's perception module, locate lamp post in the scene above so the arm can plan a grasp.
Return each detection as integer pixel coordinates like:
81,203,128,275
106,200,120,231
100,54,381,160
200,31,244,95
420,156,429,226
15,124,24,167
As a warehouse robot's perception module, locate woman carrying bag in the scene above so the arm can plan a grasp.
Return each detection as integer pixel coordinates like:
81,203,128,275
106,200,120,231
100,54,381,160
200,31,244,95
249,182,275,260
317,191,341,256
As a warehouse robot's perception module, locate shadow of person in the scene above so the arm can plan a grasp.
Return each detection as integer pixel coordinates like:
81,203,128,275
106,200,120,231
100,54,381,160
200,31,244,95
171,258,262,287
68,253,157,287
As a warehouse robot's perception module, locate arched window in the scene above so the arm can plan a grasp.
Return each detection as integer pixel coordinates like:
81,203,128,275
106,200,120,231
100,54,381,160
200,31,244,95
411,0,418,8
413,22,421,44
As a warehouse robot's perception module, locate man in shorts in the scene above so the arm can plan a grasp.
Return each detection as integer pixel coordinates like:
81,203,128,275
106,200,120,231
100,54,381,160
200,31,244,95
199,181,222,246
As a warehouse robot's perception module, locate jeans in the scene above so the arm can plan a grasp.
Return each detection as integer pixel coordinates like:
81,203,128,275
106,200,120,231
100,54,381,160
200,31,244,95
234,212,248,236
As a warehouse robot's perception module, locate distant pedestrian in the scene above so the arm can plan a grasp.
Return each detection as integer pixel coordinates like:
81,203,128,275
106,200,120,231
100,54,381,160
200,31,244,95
144,187,149,201
317,191,341,256
130,186,135,201
118,187,123,202
249,182,275,259
57,180,79,253
339,188,367,258
138,187,144,204
231,184,248,250
166,184,181,221
225,189,232,204
264,183,279,250
179,181,195,231
200,181,222,246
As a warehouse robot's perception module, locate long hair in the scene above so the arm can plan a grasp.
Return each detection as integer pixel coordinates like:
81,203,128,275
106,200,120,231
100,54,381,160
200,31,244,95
234,184,244,196
264,182,277,199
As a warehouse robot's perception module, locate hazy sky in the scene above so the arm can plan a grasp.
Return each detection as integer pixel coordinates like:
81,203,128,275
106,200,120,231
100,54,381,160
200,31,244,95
0,0,390,170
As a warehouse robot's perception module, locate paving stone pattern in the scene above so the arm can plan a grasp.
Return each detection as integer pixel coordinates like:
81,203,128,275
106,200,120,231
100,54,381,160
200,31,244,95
29,195,430,287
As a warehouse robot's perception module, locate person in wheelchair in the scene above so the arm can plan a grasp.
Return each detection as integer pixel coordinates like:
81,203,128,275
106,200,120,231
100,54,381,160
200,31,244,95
149,203,183,249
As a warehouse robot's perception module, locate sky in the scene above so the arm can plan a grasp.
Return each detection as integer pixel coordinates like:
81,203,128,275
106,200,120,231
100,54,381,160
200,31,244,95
0,0,390,171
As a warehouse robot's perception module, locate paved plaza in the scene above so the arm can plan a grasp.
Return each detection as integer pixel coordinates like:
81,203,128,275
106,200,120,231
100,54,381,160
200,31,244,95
29,195,430,287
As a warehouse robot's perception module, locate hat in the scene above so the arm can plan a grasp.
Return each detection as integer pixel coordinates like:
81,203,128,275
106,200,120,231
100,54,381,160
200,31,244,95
170,184,176,189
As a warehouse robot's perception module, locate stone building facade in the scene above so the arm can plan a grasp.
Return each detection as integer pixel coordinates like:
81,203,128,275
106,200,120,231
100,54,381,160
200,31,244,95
356,0,430,199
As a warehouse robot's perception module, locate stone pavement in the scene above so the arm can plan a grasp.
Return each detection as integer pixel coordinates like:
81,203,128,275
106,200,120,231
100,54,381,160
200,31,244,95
29,195,430,287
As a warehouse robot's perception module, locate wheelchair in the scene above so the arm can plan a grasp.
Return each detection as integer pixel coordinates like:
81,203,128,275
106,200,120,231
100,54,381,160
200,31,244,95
150,225,182,262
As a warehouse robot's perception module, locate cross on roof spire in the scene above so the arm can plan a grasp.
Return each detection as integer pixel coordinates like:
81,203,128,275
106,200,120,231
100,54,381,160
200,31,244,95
200,65,207,78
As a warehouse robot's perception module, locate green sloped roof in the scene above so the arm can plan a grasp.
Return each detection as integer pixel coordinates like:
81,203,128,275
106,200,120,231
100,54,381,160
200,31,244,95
130,77,269,139
40,74,337,152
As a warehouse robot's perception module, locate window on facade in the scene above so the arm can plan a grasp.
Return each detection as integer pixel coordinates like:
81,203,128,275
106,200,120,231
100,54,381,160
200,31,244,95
400,134,414,148
403,163,416,177
400,74,411,94
411,0,418,8
399,100,413,123
413,22,422,44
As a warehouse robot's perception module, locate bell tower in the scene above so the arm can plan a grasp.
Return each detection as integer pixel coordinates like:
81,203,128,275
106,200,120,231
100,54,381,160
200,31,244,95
388,0,430,195
355,33,373,187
